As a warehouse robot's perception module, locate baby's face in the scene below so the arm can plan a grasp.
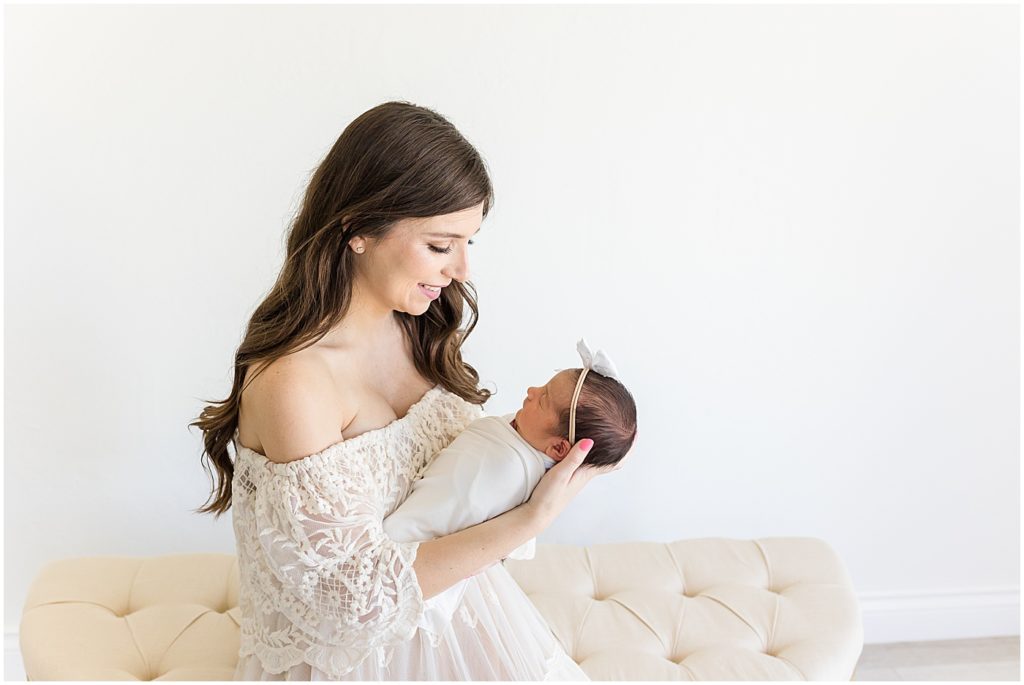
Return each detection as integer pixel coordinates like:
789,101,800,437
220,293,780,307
511,369,577,460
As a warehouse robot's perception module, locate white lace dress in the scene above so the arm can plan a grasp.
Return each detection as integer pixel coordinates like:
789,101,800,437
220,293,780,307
230,384,589,681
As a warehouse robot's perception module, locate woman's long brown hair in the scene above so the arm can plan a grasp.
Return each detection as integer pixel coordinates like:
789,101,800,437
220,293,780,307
191,101,494,518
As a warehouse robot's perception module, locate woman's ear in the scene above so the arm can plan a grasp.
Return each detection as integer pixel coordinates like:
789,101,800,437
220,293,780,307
349,238,366,254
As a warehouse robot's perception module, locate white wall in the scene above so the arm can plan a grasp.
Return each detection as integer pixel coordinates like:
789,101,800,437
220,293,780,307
5,3,1018,648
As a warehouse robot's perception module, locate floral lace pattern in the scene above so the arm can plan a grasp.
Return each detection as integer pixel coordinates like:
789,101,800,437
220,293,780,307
231,385,485,678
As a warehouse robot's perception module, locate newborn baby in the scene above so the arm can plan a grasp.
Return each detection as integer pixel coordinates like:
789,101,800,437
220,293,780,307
383,362,638,636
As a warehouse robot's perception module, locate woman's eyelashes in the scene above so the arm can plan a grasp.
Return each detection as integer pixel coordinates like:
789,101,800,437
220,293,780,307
428,240,474,254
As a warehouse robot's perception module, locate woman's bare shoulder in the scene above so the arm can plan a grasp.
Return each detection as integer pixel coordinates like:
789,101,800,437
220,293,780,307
241,352,354,463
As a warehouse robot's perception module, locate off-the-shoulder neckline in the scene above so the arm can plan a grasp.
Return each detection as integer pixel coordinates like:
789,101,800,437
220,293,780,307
234,384,444,470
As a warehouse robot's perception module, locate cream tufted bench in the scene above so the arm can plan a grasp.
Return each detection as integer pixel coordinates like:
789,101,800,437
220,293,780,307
19,537,863,680
506,537,863,680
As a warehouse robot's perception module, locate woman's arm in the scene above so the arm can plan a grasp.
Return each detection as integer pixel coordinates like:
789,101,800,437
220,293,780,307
412,503,541,600
412,436,623,601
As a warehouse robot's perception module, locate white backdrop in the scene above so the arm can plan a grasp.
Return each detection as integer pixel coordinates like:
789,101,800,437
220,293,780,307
5,3,1019,648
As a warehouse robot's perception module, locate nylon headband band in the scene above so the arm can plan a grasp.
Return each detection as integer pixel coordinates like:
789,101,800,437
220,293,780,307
568,367,590,445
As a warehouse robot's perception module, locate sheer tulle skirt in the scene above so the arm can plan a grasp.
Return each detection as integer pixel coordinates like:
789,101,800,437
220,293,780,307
234,562,589,681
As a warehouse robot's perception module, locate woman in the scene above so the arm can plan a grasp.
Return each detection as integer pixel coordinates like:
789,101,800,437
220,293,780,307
192,101,625,680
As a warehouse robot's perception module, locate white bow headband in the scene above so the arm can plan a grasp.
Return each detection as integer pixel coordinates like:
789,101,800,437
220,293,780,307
568,338,621,445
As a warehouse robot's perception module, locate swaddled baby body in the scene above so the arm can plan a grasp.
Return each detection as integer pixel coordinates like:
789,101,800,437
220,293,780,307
383,366,638,637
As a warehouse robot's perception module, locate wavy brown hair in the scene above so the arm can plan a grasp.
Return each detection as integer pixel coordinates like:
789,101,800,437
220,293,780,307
556,369,638,469
191,101,494,518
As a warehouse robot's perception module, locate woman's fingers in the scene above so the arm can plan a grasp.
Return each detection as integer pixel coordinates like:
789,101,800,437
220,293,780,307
561,439,594,484
581,448,630,477
564,437,633,483
609,441,637,472
568,439,593,467
554,439,589,476
592,463,620,476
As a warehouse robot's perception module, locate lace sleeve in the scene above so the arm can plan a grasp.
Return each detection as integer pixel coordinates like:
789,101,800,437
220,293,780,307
253,460,426,663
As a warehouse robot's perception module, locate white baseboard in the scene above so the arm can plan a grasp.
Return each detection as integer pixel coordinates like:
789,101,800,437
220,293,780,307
860,586,1020,644
5,587,1019,678
6,631,25,682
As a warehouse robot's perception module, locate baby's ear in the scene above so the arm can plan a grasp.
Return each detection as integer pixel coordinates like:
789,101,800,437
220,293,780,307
547,438,571,462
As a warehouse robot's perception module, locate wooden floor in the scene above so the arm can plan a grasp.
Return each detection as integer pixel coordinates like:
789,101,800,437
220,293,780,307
853,636,1020,681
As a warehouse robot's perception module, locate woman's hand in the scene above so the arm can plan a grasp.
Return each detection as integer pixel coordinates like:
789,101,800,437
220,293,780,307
523,438,630,531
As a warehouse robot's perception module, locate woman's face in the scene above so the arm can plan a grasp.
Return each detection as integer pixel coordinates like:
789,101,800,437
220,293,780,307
513,369,577,459
352,202,483,316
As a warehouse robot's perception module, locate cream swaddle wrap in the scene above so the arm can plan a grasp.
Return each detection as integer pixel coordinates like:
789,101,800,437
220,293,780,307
383,412,556,636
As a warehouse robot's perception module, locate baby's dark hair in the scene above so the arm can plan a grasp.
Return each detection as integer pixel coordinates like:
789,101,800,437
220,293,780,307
556,368,637,468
